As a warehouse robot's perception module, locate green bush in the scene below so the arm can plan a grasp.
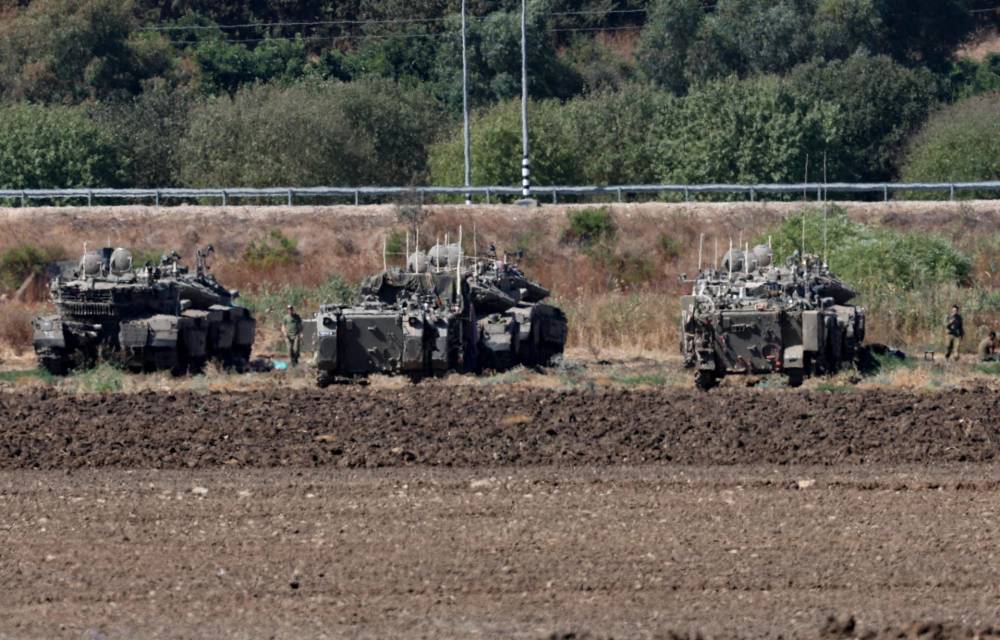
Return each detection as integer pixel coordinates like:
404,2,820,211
73,363,124,394
0,244,66,290
788,54,936,182
900,93,1000,199
764,206,971,293
241,275,356,320
0,104,124,189
178,78,448,187
653,76,838,186
657,233,683,262
429,98,583,188
562,207,616,247
0,0,165,103
243,231,300,269
89,83,194,187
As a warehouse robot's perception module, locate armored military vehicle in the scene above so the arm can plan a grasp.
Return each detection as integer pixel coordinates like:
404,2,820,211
32,246,255,375
310,243,567,385
681,246,865,390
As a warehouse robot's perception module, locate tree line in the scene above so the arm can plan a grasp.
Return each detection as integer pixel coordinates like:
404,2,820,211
0,0,998,191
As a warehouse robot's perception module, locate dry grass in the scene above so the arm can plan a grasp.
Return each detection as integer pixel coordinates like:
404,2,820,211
0,302,39,356
6,201,1000,365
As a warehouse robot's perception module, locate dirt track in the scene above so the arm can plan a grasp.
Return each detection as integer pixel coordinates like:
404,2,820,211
4,387,1000,638
1,386,999,470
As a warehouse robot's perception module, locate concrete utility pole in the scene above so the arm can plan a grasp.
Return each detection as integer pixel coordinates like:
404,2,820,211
461,0,472,206
516,0,536,206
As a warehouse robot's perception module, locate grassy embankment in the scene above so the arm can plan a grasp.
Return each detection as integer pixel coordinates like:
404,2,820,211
3,201,1000,375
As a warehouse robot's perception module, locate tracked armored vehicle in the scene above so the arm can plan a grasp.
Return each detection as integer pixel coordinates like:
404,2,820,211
310,243,567,385
32,247,255,375
681,246,865,390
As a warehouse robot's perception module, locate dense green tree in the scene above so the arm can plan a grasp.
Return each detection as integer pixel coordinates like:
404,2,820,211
192,35,308,95
875,0,974,70
944,54,1000,101
431,3,582,111
653,76,839,184
89,82,194,186
0,104,123,188
901,92,1000,198
564,85,672,184
0,0,165,103
429,98,583,187
789,54,935,181
812,0,882,60
636,0,703,93
178,79,449,187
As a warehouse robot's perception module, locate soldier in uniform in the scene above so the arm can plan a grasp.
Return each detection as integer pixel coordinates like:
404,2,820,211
281,304,303,366
945,304,964,361
978,331,997,362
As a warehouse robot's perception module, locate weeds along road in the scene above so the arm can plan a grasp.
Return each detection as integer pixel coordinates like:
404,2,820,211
3,387,1000,638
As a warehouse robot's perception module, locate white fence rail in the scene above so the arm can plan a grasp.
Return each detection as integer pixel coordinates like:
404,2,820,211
1,181,999,206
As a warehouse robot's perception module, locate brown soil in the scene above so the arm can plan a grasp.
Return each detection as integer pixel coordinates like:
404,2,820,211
3,465,1000,639
1,386,999,470
5,387,1000,638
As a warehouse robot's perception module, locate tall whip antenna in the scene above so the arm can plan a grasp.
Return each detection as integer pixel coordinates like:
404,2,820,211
728,238,733,278
822,151,829,267
714,237,718,271
698,233,704,272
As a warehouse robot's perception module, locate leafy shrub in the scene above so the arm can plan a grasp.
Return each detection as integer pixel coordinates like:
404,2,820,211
73,363,124,394
0,0,161,103
764,206,971,292
241,275,356,323
653,76,838,186
89,83,194,187
562,207,616,247
243,231,300,269
0,244,65,291
0,104,123,189
429,99,583,188
901,93,1000,199
788,54,936,182
385,229,407,258
178,78,448,187
657,234,683,262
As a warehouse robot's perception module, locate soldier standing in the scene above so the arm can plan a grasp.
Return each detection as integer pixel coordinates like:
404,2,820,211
281,304,303,366
945,304,964,361
978,331,997,362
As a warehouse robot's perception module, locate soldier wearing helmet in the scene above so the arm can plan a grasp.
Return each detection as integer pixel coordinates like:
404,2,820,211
945,305,964,361
281,304,303,366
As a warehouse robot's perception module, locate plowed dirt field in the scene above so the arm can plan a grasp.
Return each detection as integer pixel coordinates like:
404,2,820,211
3,386,1000,639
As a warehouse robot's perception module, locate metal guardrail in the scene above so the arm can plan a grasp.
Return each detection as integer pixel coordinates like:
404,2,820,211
1,181,999,205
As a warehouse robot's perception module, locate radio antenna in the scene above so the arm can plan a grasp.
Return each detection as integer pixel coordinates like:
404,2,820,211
698,233,704,272
728,238,733,278
823,151,829,267
801,209,806,268
803,154,809,202
714,237,718,271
